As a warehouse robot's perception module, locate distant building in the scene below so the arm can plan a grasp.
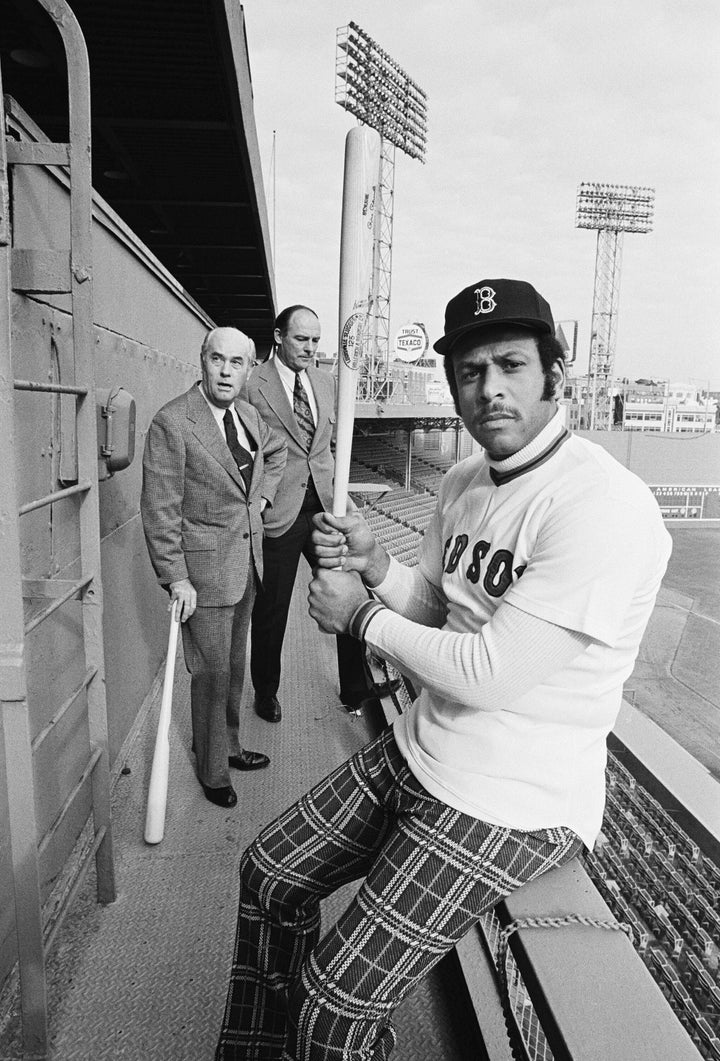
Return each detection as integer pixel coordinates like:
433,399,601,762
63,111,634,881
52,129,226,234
619,380,716,434
560,376,584,430
564,374,717,434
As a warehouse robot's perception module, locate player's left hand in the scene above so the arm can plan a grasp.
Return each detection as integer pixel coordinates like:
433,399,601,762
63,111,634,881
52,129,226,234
308,568,369,634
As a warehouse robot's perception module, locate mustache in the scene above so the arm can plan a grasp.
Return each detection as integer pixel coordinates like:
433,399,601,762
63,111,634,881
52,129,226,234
478,405,515,418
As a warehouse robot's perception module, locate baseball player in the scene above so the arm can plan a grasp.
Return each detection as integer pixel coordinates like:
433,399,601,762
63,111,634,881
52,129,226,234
215,278,672,1060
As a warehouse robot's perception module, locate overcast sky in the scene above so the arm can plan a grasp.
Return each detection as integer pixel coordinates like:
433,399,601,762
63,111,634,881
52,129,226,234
239,0,719,389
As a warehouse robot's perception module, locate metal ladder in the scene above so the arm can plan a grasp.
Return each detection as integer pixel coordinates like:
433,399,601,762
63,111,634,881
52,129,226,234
0,2,116,1057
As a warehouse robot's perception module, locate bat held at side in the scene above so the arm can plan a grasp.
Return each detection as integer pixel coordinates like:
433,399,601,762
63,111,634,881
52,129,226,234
144,599,180,845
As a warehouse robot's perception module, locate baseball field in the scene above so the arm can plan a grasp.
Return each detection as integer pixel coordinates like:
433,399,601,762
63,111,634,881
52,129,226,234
625,521,720,781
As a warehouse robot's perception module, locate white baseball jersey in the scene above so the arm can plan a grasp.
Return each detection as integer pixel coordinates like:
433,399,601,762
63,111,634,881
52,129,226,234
365,412,672,848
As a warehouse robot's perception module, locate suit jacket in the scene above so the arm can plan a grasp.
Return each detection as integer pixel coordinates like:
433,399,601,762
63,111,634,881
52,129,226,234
246,359,336,537
141,383,287,606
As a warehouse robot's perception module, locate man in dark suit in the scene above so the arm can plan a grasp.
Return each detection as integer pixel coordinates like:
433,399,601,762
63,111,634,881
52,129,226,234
247,305,389,722
141,327,287,807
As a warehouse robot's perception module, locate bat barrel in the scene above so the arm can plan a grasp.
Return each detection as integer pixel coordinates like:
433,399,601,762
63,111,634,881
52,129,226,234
144,742,169,844
334,125,381,517
143,601,180,844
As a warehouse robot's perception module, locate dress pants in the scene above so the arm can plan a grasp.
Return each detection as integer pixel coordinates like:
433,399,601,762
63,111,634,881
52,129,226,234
215,728,583,1060
250,509,370,705
181,570,256,789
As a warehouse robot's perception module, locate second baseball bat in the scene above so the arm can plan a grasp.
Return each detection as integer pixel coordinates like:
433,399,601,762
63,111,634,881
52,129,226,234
144,599,180,844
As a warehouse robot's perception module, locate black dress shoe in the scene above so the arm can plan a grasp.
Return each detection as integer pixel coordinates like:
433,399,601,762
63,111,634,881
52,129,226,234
254,694,282,722
200,782,237,808
229,750,270,771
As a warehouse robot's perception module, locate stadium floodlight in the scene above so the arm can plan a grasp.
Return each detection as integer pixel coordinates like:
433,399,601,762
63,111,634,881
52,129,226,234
575,182,655,234
335,23,428,407
335,22,427,162
575,182,655,430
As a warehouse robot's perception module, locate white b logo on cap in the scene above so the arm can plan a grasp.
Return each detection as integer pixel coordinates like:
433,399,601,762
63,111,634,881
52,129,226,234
474,286,496,316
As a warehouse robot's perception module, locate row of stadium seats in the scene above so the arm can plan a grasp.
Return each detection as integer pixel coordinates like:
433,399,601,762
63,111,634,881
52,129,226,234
350,435,457,497
646,947,720,1058
582,749,720,1057
588,846,720,1057
363,506,423,568
609,759,703,864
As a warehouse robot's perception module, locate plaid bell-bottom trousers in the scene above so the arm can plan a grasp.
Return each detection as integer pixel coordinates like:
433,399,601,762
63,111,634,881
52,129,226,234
215,727,582,1061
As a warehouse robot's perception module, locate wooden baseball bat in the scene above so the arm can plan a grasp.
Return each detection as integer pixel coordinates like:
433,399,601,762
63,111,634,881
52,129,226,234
333,124,381,516
144,599,180,844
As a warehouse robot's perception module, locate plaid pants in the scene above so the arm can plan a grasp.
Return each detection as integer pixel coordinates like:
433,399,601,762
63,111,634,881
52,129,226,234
216,727,582,1061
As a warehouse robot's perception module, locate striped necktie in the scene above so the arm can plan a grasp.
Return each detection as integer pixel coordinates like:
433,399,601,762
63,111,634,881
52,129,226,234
293,374,315,451
223,409,253,491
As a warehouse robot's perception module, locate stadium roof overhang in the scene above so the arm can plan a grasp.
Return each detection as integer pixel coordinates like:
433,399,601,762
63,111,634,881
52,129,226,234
354,403,462,433
2,0,277,353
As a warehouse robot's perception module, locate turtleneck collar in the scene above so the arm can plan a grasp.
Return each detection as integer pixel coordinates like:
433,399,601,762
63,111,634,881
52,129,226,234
485,408,570,487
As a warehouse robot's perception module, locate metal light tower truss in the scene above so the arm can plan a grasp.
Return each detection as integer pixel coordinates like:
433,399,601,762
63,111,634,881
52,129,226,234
336,22,427,396
576,182,654,430
586,227,624,429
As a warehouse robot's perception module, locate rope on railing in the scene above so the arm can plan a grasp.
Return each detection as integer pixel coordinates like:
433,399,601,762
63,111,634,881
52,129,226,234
496,914,633,1061
499,913,633,952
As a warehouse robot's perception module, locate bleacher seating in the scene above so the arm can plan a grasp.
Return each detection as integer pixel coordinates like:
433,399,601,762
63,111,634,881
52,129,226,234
350,434,458,496
585,751,720,1059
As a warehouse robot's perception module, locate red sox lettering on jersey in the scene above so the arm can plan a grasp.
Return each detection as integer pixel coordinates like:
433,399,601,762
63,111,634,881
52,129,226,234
442,533,527,599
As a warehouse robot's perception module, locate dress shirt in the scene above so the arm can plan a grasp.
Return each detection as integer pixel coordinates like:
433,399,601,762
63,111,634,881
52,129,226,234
273,356,318,425
199,382,255,453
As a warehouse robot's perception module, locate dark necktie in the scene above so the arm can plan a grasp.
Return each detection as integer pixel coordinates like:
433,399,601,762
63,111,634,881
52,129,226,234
223,409,253,491
293,374,315,451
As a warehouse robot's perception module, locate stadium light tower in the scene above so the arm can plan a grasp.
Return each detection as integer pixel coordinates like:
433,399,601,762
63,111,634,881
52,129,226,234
335,22,427,397
575,182,655,430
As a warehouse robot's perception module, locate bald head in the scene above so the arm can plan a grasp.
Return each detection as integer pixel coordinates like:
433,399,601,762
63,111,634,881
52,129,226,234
201,327,253,360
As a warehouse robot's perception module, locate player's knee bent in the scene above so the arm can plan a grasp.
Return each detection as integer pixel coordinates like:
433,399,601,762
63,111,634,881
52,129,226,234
238,841,322,936
237,841,266,908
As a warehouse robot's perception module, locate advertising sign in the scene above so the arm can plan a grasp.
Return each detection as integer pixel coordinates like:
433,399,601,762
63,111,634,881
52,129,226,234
394,322,429,363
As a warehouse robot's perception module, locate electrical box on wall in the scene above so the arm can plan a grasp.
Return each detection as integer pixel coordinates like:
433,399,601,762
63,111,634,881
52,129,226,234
97,387,136,478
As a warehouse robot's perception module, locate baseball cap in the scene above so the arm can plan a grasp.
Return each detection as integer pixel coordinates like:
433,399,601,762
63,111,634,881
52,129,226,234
433,279,554,355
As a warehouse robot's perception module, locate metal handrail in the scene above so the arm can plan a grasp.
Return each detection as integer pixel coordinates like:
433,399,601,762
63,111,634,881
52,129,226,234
32,668,97,751
2,3,115,1058
19,481,91,516
14,379,88,395
37,746,102,858
24,573,94,635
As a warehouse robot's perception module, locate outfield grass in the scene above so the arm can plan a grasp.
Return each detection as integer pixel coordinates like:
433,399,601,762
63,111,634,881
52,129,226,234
625,522,720,781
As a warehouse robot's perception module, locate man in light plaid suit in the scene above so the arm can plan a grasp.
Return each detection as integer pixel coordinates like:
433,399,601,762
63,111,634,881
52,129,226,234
141,327,287,808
